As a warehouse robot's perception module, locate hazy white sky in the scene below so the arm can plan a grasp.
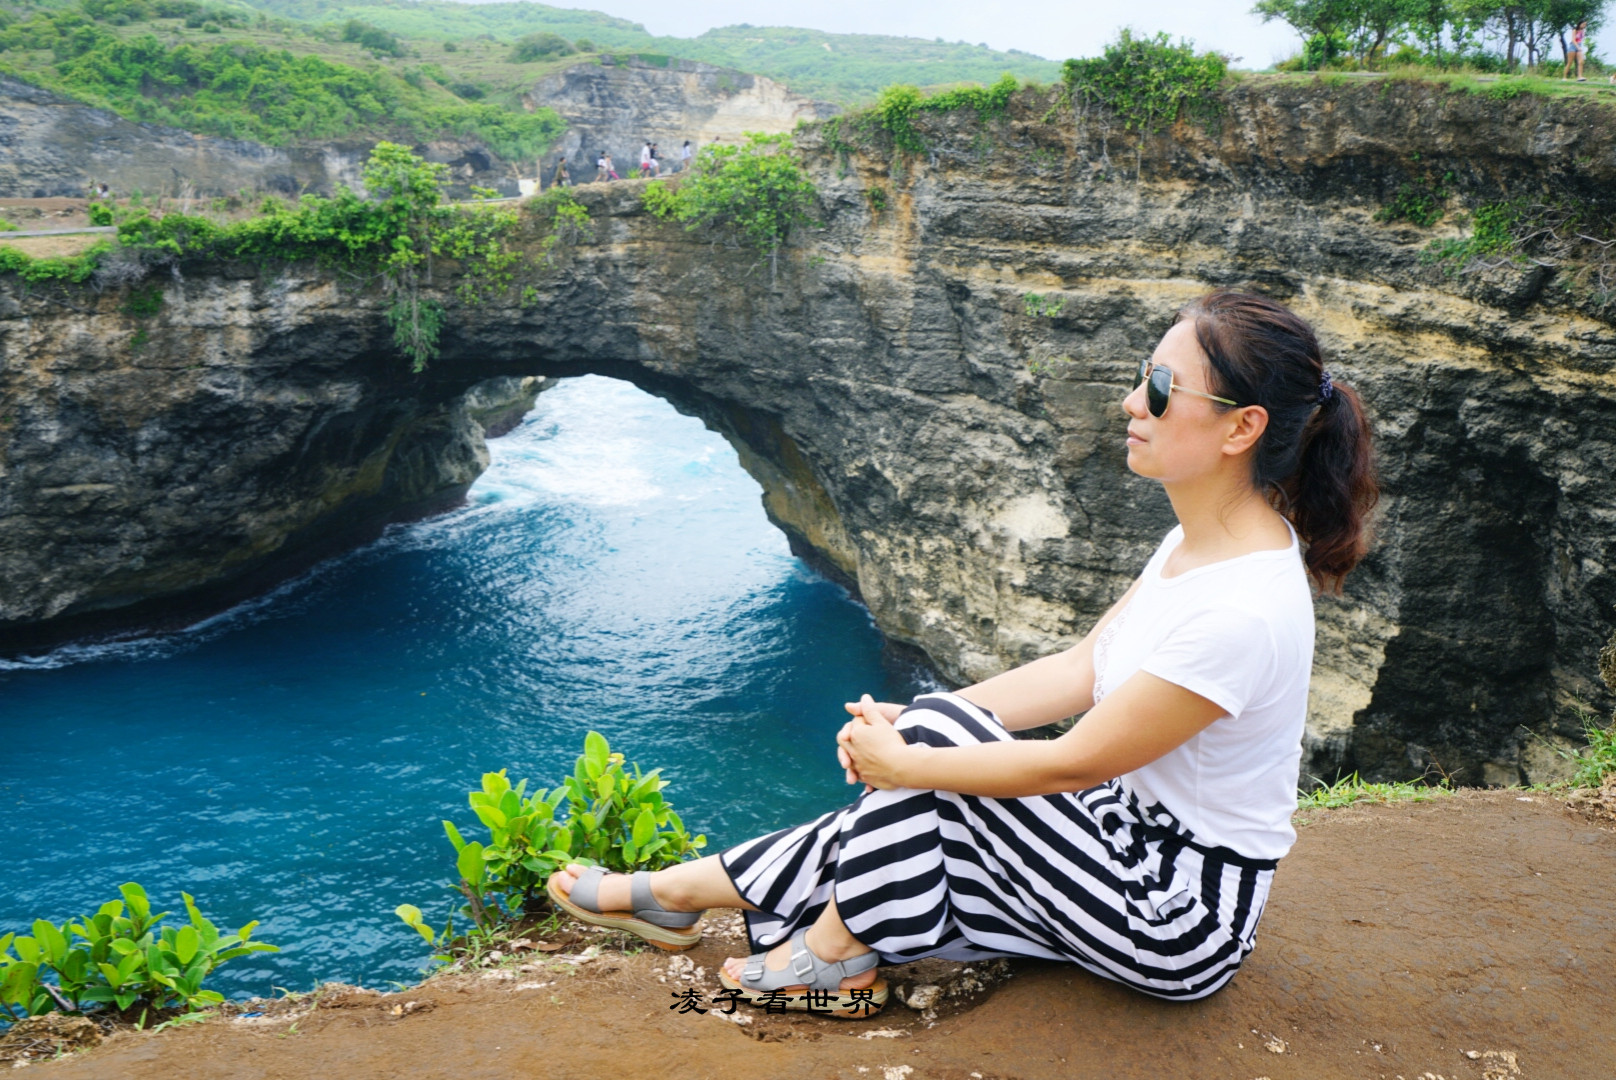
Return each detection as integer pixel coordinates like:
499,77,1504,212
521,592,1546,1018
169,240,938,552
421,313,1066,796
558,0,1612,67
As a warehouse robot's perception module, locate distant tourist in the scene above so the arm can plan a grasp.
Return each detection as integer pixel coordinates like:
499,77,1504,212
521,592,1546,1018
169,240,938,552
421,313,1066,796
551,158,572,188
96,181,110,199
648,143,660,178
639,141,653,178
680,140,693,172
547,291,1379,1021
1564,21,1587,81
597,152,619,181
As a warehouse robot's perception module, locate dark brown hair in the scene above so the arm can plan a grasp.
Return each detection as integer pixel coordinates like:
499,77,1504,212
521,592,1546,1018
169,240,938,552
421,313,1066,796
1175,291,1378,592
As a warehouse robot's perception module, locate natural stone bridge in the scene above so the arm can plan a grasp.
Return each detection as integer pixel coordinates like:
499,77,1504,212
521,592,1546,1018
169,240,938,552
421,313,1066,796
4,80,1615,786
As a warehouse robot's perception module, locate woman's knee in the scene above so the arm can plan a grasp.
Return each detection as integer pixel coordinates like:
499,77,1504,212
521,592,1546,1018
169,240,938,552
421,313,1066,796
895,691,1013,748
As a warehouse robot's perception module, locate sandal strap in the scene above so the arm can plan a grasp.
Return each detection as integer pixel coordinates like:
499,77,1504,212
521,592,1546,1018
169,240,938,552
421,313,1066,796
569,866,608,913
739,928,878,992
630,870,700,928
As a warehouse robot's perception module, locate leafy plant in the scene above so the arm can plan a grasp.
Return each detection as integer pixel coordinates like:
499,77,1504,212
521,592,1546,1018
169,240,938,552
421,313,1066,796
642,132,816,277
836,72,1020,157
401,732,706,943
1023,292,1066,317
87,202,115,226
524,187,593,264
0,218,17,232
0,883,277,1021
120,284,164,317
1375,171,1453,227
864,184,889,215
1062,29,1229,135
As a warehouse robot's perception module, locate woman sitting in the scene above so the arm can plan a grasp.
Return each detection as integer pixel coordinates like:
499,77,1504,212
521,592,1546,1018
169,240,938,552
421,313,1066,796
549,291,1377,1015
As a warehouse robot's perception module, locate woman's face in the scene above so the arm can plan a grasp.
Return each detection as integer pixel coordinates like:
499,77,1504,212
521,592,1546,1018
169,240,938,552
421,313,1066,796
1122,320,1254,484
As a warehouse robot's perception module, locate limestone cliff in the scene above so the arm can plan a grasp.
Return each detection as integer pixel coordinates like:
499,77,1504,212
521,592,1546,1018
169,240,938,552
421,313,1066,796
3,77,1614,788
0,75,515,199
529,55,838,180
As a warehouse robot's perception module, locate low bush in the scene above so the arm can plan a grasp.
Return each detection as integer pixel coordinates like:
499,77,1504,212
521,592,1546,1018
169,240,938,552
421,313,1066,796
1062,30,1229,135
510,31,575,63
1375,172,1453,227
397,732,706,947
642,132,816,271
0,883,277,1021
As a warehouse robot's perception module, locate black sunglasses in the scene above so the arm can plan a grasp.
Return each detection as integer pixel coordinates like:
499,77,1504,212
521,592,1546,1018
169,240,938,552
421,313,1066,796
1134,358,1241,418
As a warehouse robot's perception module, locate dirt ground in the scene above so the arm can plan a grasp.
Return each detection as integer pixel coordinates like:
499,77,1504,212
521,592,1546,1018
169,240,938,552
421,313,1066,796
11,789,1615,1080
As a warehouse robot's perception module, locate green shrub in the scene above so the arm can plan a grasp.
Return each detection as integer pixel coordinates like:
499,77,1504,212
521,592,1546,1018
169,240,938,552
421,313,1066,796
1375,172,1452,227
1061,29,1228,135
1301,30,1349,70
641,131,816,266
120,284,163,316
87,202,115,226
525,186,592,262
573,37,594,52
510,31,575,63
340,18,406,58
399,732,706,944
0,242,112,284
0,883,277,1020
0,219,16,232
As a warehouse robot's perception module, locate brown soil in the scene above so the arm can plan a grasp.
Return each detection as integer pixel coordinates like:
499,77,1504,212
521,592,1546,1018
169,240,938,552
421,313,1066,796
0,233,108,258
16,790,1616,1080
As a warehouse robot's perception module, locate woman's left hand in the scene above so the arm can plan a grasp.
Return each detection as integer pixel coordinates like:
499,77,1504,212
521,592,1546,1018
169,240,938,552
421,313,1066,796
839,694,915,790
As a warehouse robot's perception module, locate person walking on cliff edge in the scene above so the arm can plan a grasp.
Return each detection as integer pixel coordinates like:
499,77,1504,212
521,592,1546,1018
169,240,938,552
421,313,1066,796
549,292,1378,1017
1564,20,1588,81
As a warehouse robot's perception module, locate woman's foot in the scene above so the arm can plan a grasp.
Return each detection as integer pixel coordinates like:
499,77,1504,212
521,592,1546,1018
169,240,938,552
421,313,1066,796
550,863,649,911
545,863,702,951
720,927,878,992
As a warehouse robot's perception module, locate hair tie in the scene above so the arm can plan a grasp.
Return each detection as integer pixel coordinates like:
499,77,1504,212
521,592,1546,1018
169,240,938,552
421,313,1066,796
1318,371,1334,404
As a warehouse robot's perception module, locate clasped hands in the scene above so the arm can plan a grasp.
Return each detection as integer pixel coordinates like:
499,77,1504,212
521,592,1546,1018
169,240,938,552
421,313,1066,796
836,694,915,791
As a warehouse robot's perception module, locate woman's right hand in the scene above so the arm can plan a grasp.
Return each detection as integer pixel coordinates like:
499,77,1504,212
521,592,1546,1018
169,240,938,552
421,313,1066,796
838,699,904,786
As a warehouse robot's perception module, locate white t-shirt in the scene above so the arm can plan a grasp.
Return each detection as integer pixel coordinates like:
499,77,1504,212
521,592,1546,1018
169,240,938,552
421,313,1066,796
1091,524,1314,861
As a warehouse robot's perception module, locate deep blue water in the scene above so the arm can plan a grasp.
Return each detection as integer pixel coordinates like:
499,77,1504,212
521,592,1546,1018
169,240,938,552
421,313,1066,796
0,375,930,997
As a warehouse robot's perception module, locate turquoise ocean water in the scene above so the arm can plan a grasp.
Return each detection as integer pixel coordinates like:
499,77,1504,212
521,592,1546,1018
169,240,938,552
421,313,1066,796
0,375,931,998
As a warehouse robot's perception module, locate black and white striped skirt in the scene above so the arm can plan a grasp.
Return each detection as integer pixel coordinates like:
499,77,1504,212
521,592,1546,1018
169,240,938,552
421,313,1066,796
719,692,1278,1000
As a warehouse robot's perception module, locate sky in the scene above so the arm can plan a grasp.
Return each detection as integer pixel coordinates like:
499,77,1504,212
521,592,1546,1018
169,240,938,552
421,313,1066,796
535,0,1613,68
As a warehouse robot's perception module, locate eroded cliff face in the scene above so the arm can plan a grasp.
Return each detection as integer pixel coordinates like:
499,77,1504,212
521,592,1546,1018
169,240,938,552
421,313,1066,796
3,78,1614,786
0,74,520,198
529,55,838,179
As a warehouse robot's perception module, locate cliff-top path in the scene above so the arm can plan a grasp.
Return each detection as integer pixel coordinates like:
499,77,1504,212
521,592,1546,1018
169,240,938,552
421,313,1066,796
18,791,1614,1080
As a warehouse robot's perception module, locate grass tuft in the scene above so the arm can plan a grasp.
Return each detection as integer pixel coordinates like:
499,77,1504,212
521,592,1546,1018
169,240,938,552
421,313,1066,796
1296,771,1452,811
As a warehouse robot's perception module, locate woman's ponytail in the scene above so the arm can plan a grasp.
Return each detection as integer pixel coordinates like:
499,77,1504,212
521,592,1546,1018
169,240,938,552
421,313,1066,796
1281,378,1378,592
1179,291,1379,593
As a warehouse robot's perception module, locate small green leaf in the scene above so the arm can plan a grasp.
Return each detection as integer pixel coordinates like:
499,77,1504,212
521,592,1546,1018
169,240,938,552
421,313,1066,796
442,820,467,852
457,841,487,886
584,731,609,775
119,882,151,920
632,811,655,849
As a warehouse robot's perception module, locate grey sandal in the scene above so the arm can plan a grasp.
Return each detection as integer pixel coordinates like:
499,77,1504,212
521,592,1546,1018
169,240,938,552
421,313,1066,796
546,866,702,951
717,927,888,1017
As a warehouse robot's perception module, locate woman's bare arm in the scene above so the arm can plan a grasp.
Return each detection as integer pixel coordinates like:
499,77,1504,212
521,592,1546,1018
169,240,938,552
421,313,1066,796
840,669,1225,798
951,578,1141,731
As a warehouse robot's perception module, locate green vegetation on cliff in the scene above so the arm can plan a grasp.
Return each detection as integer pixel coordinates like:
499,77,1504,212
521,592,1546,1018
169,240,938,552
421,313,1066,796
0,883,277,1020
1062,30,1229,134
39,0,1065,103
0,0,565,158
643,132,816,272
0,143,584,369
1256,0,1609,73
397,733,705,951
